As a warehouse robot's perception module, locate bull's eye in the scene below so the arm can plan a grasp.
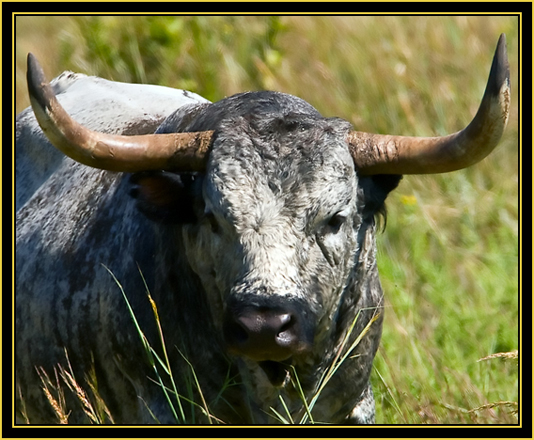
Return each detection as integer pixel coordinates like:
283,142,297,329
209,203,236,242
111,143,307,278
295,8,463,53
326,211,347,233
205,213,220,234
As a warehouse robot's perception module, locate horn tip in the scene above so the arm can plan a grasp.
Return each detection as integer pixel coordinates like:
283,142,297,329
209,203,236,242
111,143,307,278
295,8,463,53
26,52,50,111
481,33,511,113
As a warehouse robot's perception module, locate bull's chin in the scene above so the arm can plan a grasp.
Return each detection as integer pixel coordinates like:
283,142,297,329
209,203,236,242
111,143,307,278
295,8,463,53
258,360,291,387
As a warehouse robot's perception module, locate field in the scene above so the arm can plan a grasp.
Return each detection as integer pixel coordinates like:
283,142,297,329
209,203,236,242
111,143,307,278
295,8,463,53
14,15,519,425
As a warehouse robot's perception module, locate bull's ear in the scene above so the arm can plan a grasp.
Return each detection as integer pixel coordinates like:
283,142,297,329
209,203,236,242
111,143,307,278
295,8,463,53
359,174,403,223
129,171,202,224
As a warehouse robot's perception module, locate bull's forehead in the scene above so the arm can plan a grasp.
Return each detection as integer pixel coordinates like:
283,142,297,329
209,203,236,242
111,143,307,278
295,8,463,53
204,114,357,230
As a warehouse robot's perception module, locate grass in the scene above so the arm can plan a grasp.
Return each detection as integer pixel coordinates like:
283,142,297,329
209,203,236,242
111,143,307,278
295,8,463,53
15,15,519,424
269,307,382,425
103,265,221,424
22,351,116,424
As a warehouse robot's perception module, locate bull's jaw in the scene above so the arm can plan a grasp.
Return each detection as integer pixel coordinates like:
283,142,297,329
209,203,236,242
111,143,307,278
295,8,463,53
234,357,289,406
236,351,330,421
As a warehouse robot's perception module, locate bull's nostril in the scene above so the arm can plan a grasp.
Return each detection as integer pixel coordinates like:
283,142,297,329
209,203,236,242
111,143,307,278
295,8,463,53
277,316,295,336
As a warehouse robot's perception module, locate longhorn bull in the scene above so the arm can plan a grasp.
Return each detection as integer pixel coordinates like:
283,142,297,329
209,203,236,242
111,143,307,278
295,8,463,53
15,35,509,424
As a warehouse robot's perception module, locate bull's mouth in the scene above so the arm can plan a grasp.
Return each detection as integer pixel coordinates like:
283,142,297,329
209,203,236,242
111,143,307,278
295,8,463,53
259,360,291,387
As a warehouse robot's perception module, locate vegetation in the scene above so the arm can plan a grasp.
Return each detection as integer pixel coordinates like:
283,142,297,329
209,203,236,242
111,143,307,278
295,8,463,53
15,15,519,424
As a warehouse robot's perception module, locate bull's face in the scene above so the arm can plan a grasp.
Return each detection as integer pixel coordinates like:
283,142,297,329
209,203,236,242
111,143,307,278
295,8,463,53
186,114,362,363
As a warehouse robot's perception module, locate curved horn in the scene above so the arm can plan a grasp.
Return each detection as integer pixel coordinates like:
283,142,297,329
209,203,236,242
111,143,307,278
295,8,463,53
348,33,510,175
26,53,213,173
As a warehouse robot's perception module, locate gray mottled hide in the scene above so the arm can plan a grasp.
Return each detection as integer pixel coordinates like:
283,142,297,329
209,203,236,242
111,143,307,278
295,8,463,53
16,71,208,211
16,81,396,424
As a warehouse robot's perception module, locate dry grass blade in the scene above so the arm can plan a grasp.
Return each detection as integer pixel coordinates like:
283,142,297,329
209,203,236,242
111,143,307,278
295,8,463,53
469,401,518,415
84,362,116,424
32,350,115,424
57,352,104,424
36,366,69,424
478,350,518,362
58,368,97,423
17,385,31,424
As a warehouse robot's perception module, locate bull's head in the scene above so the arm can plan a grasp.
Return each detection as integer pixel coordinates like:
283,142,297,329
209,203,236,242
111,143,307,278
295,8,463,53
25,35,510,387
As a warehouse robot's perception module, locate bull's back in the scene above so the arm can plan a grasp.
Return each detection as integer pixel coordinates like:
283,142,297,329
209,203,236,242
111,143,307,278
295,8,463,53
16,72,209,211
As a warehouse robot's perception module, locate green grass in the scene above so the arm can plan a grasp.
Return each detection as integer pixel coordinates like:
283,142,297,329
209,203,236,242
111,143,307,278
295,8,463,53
15,15,519,424
104,265,222,424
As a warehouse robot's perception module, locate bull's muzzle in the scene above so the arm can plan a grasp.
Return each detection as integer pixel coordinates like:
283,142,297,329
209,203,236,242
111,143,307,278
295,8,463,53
223,303,314,362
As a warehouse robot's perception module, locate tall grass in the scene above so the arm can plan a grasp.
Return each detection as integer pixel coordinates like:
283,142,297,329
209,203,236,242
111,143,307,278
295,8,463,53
15,15,519,424
30,350,115,424
20,276,382,425
103,265,222,424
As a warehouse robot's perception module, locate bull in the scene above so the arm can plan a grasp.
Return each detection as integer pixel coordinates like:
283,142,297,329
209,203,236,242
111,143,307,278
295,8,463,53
15,34,510,424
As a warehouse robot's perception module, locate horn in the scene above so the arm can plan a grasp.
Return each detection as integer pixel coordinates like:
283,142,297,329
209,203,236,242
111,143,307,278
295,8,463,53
348,33,510,175
26,53,213,173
